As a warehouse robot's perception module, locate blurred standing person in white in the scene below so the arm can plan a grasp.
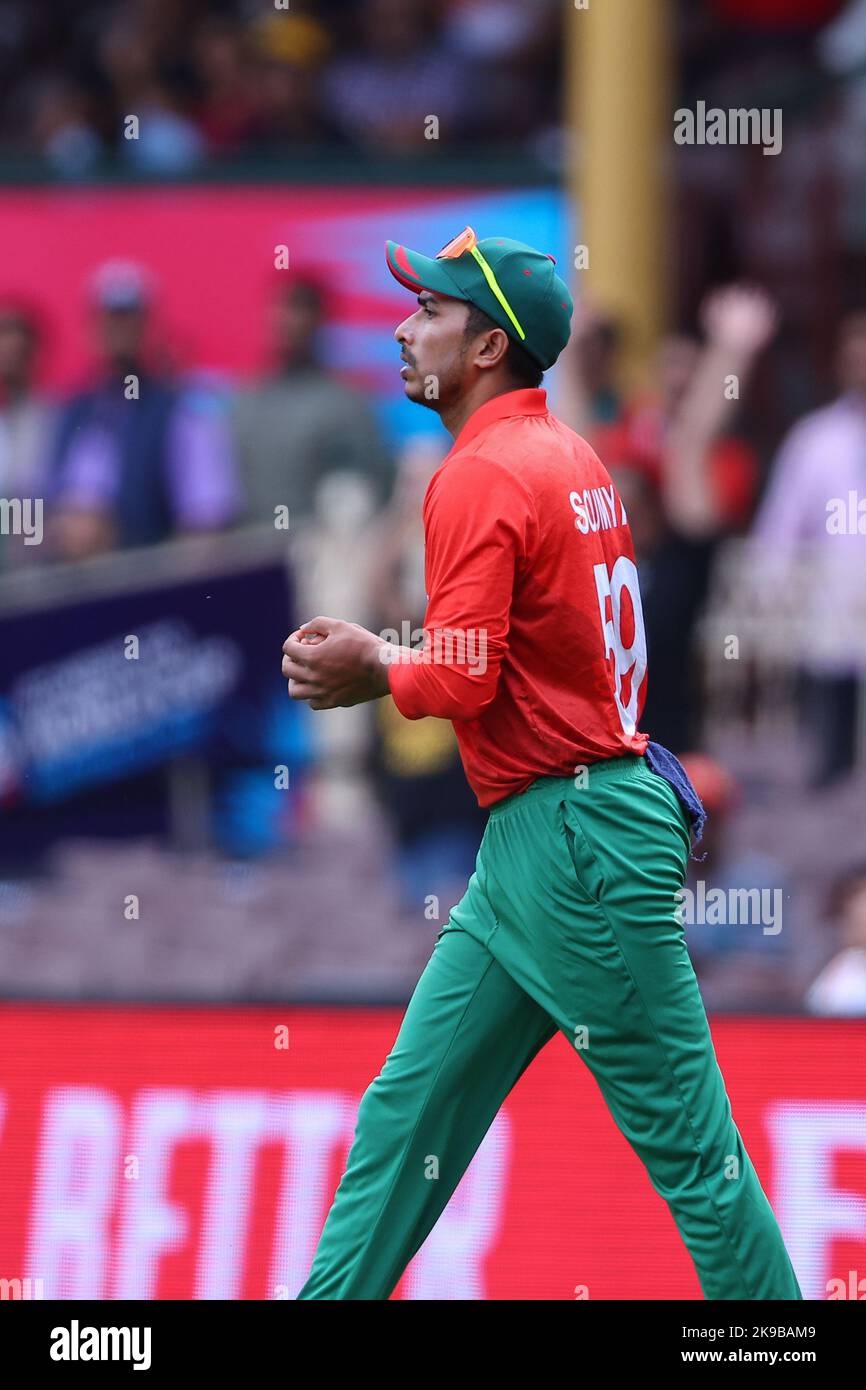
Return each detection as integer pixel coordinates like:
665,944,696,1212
753,313,866,786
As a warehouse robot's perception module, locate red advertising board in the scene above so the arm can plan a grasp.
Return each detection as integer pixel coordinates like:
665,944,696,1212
0,1006,863,1300
0,185,563,397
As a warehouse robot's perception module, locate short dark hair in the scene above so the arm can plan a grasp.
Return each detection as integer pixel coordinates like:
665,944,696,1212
462,302,543,388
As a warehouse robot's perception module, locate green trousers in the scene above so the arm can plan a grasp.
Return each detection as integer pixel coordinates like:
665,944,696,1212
297,754,803,1300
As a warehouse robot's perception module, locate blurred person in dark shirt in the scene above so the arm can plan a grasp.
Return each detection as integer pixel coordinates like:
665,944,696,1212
48,260,240,560
232,273,392,526
0,302,55,571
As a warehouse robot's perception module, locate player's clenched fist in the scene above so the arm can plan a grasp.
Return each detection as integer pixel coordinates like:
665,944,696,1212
281,615,391,710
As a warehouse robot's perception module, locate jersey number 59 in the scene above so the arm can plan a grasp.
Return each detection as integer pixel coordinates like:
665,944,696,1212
593,558,648,736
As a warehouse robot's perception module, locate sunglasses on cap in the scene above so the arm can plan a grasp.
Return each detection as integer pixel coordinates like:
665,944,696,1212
436,226,526,342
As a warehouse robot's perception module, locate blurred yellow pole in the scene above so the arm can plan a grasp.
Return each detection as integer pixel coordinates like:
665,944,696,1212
565,0,672,376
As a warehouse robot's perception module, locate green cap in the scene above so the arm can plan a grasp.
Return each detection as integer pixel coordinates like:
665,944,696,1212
384,230,573,371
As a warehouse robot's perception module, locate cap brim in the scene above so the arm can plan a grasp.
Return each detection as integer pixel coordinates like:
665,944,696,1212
384,240,469,300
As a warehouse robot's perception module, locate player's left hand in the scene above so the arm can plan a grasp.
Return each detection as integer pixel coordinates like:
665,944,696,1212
281,616,391,709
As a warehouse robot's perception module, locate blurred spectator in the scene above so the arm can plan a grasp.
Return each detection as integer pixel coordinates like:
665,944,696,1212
805,863,866,1015
632,290,775,750
48,259,240,560
677,752,797,1010
193,15,258,157
576,313,631,429
366,437,487,919
442,0,561,149
117,73,206,173
555,305,637,443
244,11,344,153
99,5,206,174
563,285,777,752
0,302,54,570
626,322,762,533
753,311,866,787
232,274,392,526
322,0,475,153
28,77,103,177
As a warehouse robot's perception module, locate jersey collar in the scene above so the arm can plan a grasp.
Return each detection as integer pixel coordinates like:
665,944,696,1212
450,388,549,454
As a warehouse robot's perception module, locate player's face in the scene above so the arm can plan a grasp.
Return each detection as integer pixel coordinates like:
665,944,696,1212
394,291,471,411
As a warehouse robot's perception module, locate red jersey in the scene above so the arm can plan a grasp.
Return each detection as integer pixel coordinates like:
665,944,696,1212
387,388,649,807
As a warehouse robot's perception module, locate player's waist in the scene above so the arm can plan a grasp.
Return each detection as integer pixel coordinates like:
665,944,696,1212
486,751,647,820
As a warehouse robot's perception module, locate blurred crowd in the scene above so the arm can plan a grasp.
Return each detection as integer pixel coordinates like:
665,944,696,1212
0,260,394,564
3,0,865,183
0,0,562,174
1,255,865,1013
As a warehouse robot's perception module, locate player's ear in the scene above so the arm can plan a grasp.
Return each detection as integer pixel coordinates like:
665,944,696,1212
475,326,510,372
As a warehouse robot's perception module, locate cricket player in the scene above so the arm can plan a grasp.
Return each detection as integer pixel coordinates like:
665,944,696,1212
282,228,802,1301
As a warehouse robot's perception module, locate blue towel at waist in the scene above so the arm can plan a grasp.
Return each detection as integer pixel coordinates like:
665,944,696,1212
644,740,707,851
